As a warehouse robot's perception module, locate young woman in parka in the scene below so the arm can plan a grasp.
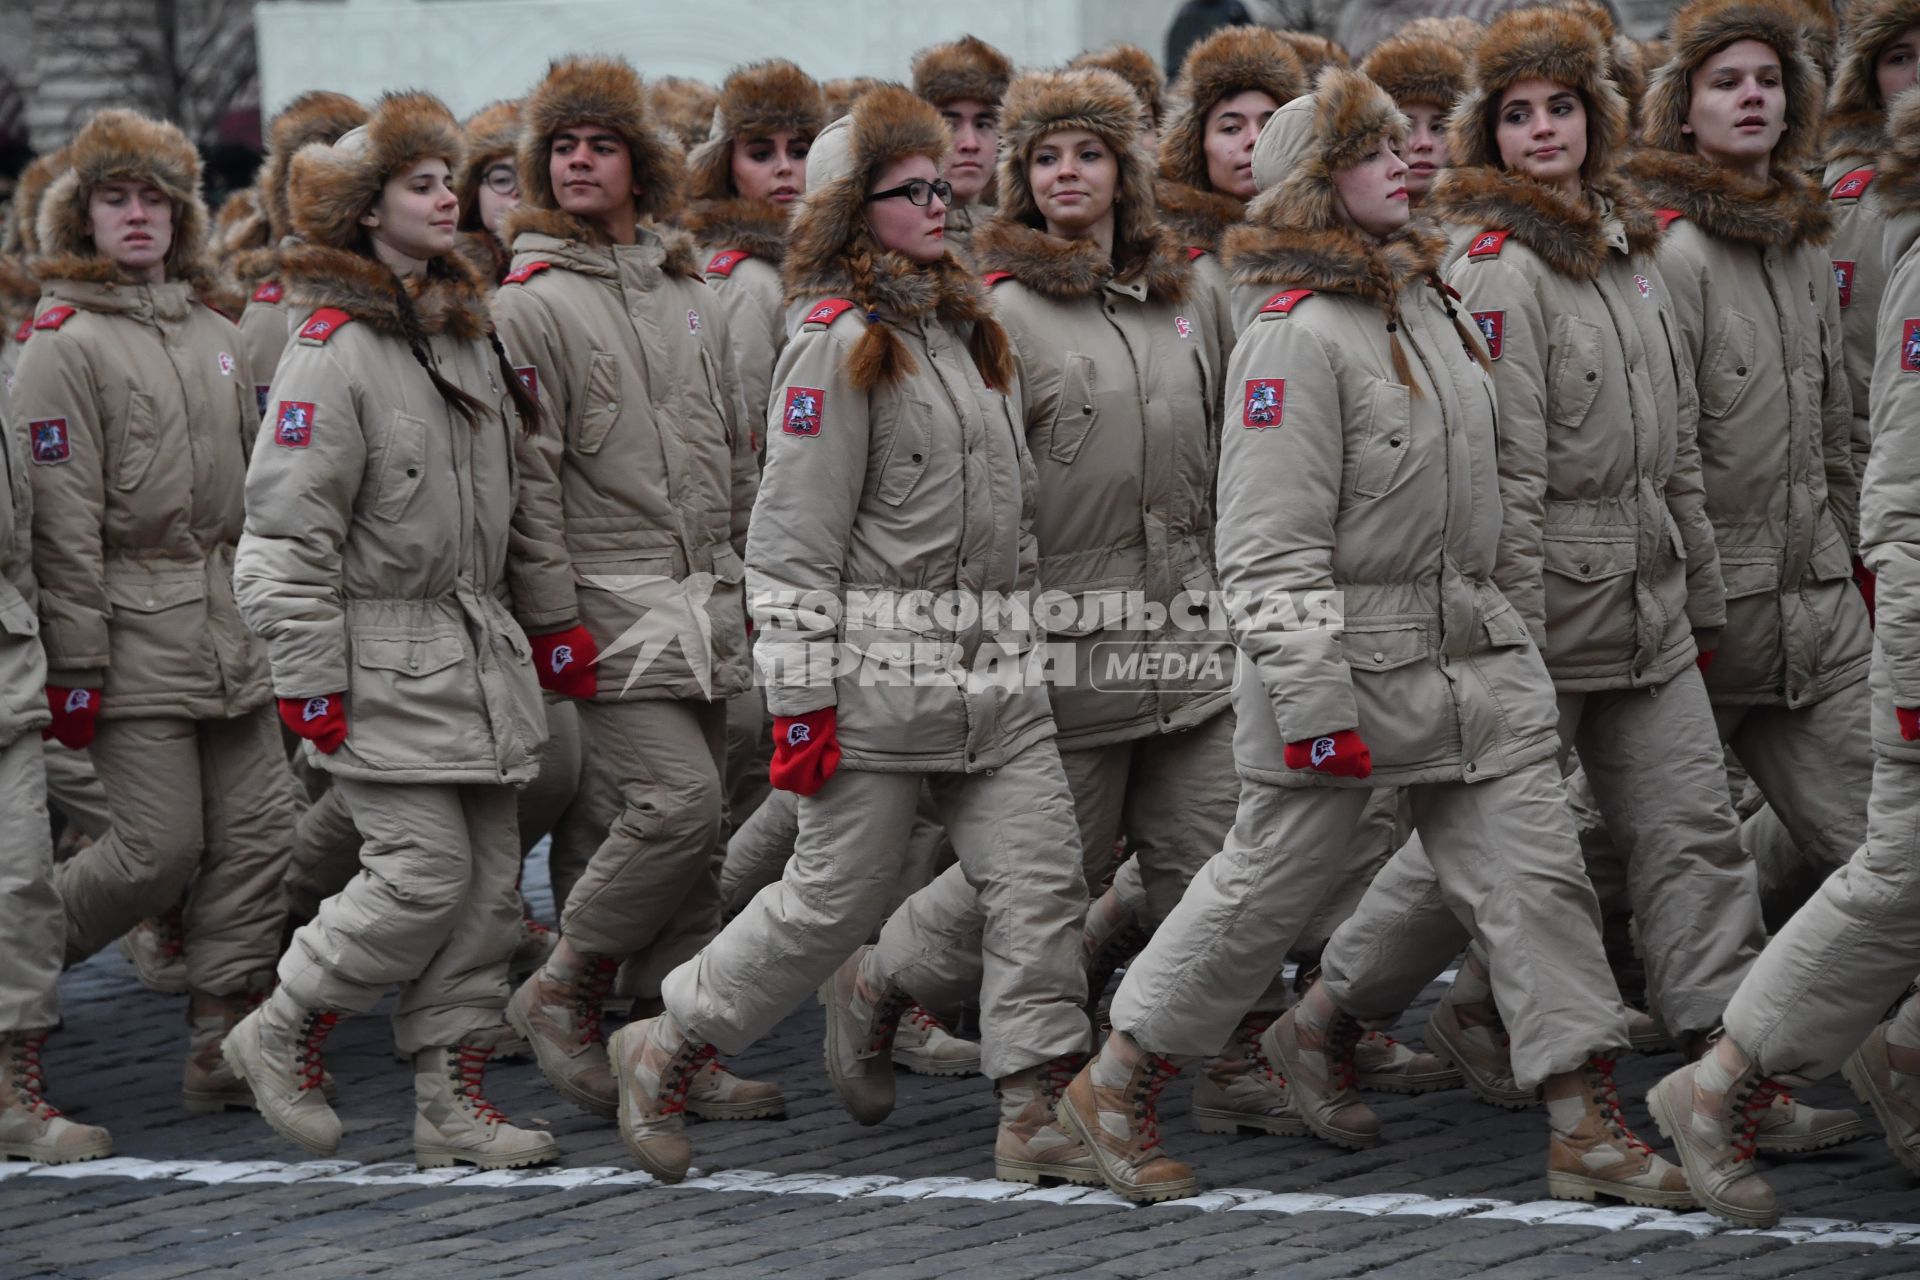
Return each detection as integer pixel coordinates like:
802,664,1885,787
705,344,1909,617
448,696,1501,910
911,35,1013,267
11,108,299,1115
451,100,524,286
614,86,1093,1187
1054,68,1678,1209
1622,0,1874,942
1359,29,1470,207
223,91,557,1172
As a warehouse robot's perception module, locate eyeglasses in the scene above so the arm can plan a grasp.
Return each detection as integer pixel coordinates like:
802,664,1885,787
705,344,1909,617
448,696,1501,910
864,178,952,207
483,164,519,196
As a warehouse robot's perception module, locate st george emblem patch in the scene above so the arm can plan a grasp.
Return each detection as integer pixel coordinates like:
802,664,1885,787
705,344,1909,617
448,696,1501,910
1242,379,1285,429
29,418,70,465
782,386,824,437
1472,310,1505,361
1834,261,1855,309
275,400,316,448
1903,320,1920,373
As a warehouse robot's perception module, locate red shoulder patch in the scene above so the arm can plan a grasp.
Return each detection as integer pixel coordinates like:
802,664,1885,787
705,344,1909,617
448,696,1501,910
33,305,76,331
251,280,284,304
1186,247,1207,261
1466,229,1511,259
12,318,30,344
1830,168,1875,201
802,298,859,326
1241,379,1285,429
503,261,553,285
1260,289,1315,315
781,386,824,436
981,271,1014,287
705,250,750,277
296,307,353,343
1655,209,1685,231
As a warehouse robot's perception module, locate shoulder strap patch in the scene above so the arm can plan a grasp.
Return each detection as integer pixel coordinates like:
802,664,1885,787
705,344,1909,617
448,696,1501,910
503,261,553,285
1185,246,1207,262
980,271,1014,288
1831,168,1875,201
1260,288,1315,316
705,249,750,277
12,318,31,344
801,297,860,327
251,280,284,304
1655,208,1685,231
1466,229,1511,259
33,305,76,331
296,307,353,344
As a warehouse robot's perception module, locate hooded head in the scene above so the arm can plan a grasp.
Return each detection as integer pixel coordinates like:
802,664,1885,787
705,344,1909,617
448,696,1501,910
911,35,1013,109
1826,0,1920,159
687,60,827,202
1641,0,1826,169
1248,67,1408,233
454,99,522,233
259,91,370,245
1361,32,1471,112
647,76,721,152
1449,6,1633,179
1159,26,1308,193
518,55,686,224
38,109,209,277
2,148,68,258
286,90,464,254
1069,44,1166,130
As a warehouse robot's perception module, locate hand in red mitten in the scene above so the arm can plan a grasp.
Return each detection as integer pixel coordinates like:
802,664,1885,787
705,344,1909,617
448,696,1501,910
1696,648,1716,674
1283,728,1372,779
1855,558,1877,628
530,625,598,700
1899,706,1920,743
278,694,348,754
770,706,841,796
42,686,101,750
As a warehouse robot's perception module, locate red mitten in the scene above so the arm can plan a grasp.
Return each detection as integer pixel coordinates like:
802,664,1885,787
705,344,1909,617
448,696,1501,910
770,707,841,796
1855,558,1877,629
1283,728,1372,779
530,625,598,700
1899,706,1920,743
278,694,348,754
42,686,101,750
1697,648,1716,674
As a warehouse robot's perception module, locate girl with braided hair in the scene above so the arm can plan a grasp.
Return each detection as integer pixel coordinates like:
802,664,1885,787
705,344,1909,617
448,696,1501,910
224,90,557,1171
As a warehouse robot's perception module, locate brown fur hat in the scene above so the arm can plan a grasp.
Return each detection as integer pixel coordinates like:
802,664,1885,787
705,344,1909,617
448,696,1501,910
825,77,884,122
1069,43,1167,128
214,185,269,255
288,91,463,252
1275,32,1352,80
38,109,209,273
995,68,1157,250
1450,7,1633,177
1246,66,1407,233
648,76,721,152
688,61,827,202
520,56,686,223
1796,0,1841,79
2,148,68,257
912,36,1013,107
1401,16,1487,53
1361,32,1471,110
1160,26,1308,191
1642,0,1826,168
260,91,369,243
455,99,521,232
1826,0,1920,159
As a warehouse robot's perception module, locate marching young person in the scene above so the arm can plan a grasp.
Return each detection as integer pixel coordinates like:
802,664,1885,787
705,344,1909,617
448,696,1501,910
911,35,1013,266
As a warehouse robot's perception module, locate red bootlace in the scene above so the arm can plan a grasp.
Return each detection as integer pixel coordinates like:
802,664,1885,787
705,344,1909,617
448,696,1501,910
1040,1053,1085,1106
298,1012,339,1091
454,1045,507,1125
904,1002,947,1034
577,956,619,1047
1733,1077,1785,1161
867,991,910,1055
1133,1055,1181,1151
14,1033,62,1119
1327,1012,1363,1093
1240,1013,1286,1083
659,1042,718,1117
1587,1056,1652,1155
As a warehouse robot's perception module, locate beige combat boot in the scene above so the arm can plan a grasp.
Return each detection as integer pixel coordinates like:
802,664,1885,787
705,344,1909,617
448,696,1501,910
1842,1020,1920,1175
1545,1057,1695,1208
183,990,260,1113
1192,1011,1304,1137
509,912,559,980
608,1013,715,1184
506,943,619,1117
686,1060,786,1121
413,1043,559,1170
221,989,344,1156
893,1001,980,1078
1264,989,1380,1150
1751,1087,1867,1155
819,946,908,1125
1646,1042,1782,1227
1355,1030,1462,1095
1424,985,1537,1110
0,1031,112,1164
995,1055,1100,1186
1055,1034,1196,1203
118,907,187,996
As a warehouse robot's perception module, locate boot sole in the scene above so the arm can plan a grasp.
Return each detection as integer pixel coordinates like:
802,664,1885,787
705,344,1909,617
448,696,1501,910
1357,1067,1463,1096
995,1156,1103,1187
1423,1014,1537,1111
0,1134,113,1164
506,994,616,1120
816,978,893,1126
1191,1105,1307,1137
895,1050,978,1078
1546,1170,1698,1210
1054,1094,1196,1203
1647,1078,1780,1228
610,1026,691,1185
219,1026,341,1158
687,1097,787,1122
1841,1056,1920,1177
416,1140,559,1171
1753,1118,1871,1157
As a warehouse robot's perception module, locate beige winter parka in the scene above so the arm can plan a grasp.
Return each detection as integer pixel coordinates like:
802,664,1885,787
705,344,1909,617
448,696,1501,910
0,402,48,745
688,198,792,461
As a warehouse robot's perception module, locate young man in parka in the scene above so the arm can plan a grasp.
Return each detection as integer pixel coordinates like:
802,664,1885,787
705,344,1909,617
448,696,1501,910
911,35,1013,268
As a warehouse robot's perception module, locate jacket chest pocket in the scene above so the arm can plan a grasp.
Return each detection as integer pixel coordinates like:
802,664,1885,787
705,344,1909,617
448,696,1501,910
1698,309,1758,419
1548,315,1605,430
877,396,933,507
574,350,621,455
114,390,160,491
1047,353,1098,465
1351,381,1411,499
371,413,428,521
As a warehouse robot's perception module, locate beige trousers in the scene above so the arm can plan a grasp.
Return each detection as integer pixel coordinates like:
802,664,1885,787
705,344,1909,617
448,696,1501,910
0,732,61,1032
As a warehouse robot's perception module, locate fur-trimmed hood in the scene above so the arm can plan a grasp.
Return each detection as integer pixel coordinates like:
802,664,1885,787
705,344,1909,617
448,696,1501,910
37,110,211,284
1159,26,1307,193
681,195,792,263
648,77,720,152
1276,32,1351,80
911,35,1012,107
261,91,370,244
1642,0,1826,169
1361,32,1470,109
1249,67,1407,231
455,99,521,233
215,185,269,256
288,91,463,253
1154,177,1247,252
1826,0,1920,162
1069,44,1166,128
824,77,883,123
1623,147,1832,247
1428,165,1664,278
1871,84,1920,214
2,148,67,258
520,56,686,227
278,239,491,341
1226,215,1446,307
973,219,1189,302
0,253,37,336
1450,7,1633,178
501,203,703,279
688,61,826,202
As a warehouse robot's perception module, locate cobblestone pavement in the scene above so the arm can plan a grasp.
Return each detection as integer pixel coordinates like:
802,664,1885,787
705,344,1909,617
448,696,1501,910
6,848,1920,1278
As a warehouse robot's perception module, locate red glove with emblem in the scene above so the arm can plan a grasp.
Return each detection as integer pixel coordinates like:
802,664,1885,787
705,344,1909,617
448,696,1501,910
278,694,348,755
42,686,101,750
770,707,841,797
1899,707,1920,743
1855,558,1877,628
530,625,598,700
1283,728,1372,779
